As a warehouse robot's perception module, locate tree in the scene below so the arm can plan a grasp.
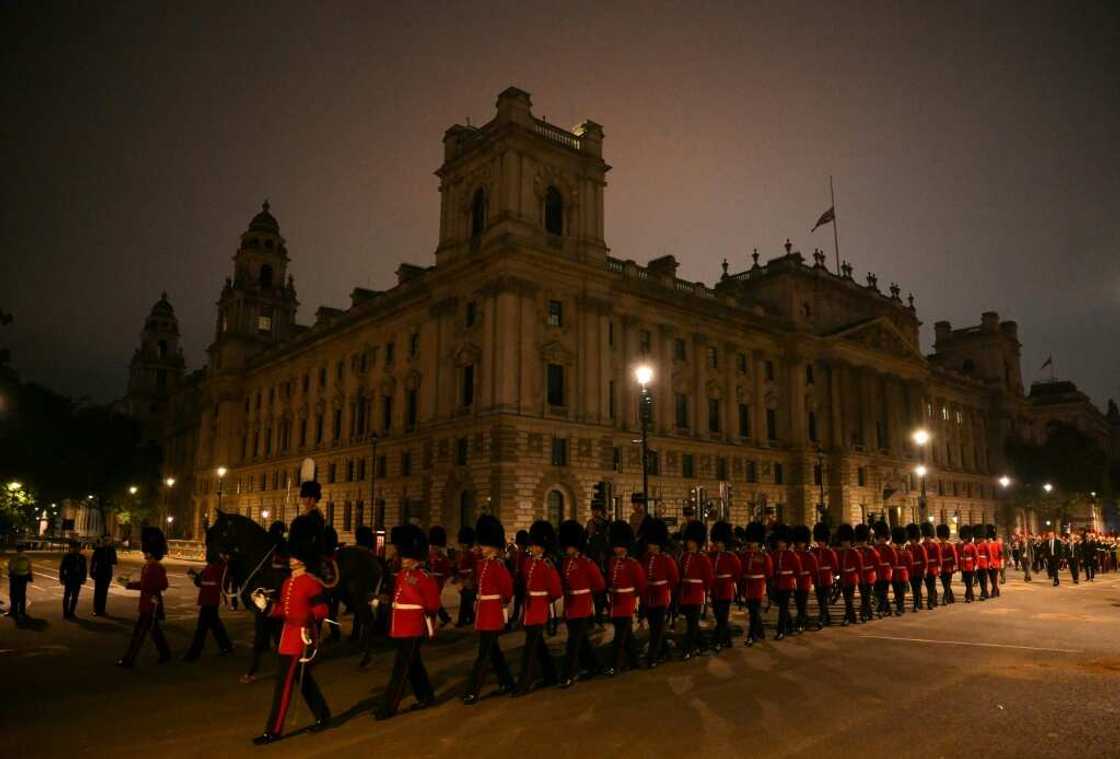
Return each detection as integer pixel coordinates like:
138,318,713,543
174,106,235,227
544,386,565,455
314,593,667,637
1005,421,1108,529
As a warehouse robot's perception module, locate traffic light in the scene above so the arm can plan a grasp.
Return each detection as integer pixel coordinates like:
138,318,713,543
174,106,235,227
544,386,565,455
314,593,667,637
592,480,609,510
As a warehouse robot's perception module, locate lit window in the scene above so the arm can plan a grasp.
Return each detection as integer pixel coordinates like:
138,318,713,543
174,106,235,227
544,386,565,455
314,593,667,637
548,300,563,327
257,314,272,333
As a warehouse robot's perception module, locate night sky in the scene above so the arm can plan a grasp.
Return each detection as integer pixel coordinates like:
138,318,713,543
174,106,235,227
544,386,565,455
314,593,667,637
2,2,1117,406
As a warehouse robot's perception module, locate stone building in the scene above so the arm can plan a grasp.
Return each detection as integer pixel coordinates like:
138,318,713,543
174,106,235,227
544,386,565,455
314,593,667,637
122,293,186,446
149,87,1036,541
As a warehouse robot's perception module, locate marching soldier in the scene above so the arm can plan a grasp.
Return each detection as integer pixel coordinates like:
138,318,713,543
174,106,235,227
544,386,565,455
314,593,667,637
708,521,740,650
251,514,331,743
462,515,515,705
792,524,817,633
605,520,647,674
937,523,958,602
427,526,452,626
183,548,233,660
454,526,478,627
676,520,713,659
770,524,800,640
558,519,605,688
739,521,772,644
116,527,171,668
987,524,1002,597
835,523,863,625
640,517,678,667
906,523,926,612
872,521,895,617
975,524,991,599
958,525,978,602
374,524,440,720
854,524,879,622
890,526,911,615
509,529,531,630
810,523,838,628
921,521,941,609
514,520,562,695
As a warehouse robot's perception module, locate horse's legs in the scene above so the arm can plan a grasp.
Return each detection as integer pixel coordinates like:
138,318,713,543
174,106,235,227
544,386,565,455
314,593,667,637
328,596,342,641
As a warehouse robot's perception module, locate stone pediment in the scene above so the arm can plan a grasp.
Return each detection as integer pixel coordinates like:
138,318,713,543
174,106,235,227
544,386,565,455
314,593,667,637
539,340,575,366
831,317,921,360
454,342,482,368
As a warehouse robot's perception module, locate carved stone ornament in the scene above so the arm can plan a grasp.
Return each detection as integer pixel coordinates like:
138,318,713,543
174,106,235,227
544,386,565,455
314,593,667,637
454,343,482,368
539,340,575,366
405,369,422,391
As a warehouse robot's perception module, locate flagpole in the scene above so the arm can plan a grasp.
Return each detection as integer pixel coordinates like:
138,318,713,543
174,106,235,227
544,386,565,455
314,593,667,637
830,175,841,274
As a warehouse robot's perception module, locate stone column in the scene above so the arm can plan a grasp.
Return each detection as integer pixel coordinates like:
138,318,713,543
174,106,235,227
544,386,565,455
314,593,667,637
787,354,806,447
829,362,844,449
692,333,707,434
753,350,767,442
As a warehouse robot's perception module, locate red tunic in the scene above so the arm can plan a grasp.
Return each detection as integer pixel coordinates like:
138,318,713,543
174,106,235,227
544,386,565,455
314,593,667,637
428,548,451,592
642,552,679,609
858,546,880,585
521,556,562,626
772,549,801,592
876,544,896,583
562,555,605,620
922,539,941,577
908,542,928,579
195,561,224,607
796,549,818,592
473,557,513,632
838,547,864,587
126,560,168,614
893,545,912,584
939,541,958,573
959,542,978,572
709,551,742,602
270,572,328,655
676,551,713,606
811,545,838,588
607,556,647,618
456,549,478,589
991,540,1003,570
389,567,441,639
976,540,990,571
739,549,772,600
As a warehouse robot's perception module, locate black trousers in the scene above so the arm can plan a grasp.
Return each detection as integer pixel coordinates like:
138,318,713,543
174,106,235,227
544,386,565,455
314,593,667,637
1069,558,1080,583
909,578,923,609
92,576,110,615
775,590,793,634
924,574,938,607
593,592,608,625
940,572,955,602
977,568,989,598
746,598,765,639
858,583,874,620
457,589,476,626
962,570,975,601
121,610,170,664
63,583,82,617
988,568,1001,596
266,653,328,735
892,580,907,613
841,585,857,623
382,637,433,715
563,617,602,678
1046,558,1060,585
8,578,28,617
185,605,233,658
679,604,702,654
712,600,732,646
1085,559,1096,581
247,612,282,676
466,631,514,696
610,617,641,669
518,624,557,689
815,586,833,625
645,606,669,663
875,580,891,614
793,590,809,630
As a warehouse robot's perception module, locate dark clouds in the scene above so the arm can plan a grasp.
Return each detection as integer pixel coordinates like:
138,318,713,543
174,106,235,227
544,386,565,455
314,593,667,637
2,1,1117,404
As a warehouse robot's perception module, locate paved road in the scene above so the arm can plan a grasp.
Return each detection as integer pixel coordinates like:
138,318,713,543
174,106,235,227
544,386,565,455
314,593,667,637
4,556,1120,758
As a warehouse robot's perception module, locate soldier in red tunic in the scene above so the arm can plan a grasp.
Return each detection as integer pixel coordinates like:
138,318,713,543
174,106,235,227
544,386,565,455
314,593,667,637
640,517,678,667
676,520,713,659
427,526,452,626
463,515,515,704
454,526,478,627
183,548,234,660
958,524,978,602
117,526,171,668
986,524,1002,597
558,520,605,688
811,523,838,628
770,524,800,640
510,529,531,630
605,520,647,674
792,524,817,633
251,514,331,744
835,523,863,625
854,523,879,622
974,523,991,600
920,522,941,609
708,521,741,650
740,521,772,645
936,523,957,603
905,523,927,612
514,520,562,695
890,526,911,615
374,524,440,720
872,521,895,617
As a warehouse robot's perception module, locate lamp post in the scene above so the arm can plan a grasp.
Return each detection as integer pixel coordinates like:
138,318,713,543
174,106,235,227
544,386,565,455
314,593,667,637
162,476,176,535
815,444,828,524
216,466,228,512
912,428,930,521
634,365,654,518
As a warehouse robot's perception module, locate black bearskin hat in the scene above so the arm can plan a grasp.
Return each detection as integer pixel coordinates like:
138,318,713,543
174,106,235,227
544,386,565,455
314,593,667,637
529,520,557,550
559,519,586,551
710,520,734,546
428,525,447,548
921,521,935,538
141,526,167,560
299,480,322,501
475,514,505,549
745,521,766,544
515,529,530,547
643,517,670,548
836,522,855,542
873,520,890,540
986,524,997,540
733,526,747,541
287,514,322,566
772,523,792,546
936,523,951,540
854,523,871,543
793,524,812,545
609,520,635,549
355,525,374,550
974,524,987,540
959,524,973,541
813,522,831,543
683,520,708,547
269,520,286,539
457,525,476,546
906,523,922,541
891,526,907,546
392,523,428,561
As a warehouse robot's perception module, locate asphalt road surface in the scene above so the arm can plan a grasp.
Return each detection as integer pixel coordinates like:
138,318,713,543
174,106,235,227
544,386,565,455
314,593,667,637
4,554,1120,758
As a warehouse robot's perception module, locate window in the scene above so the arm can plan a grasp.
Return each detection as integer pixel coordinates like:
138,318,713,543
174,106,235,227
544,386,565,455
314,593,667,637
359,352,368,373
639,330,651,354
547,490,565,526
746,460,757,483
355,500,365,528
299,419,308,447
764,361,775,381
875,421,885,450
156,369,167,389
736,353,748,373
401,451,412,477
315,413,324,444
551,437,568,467
456,437,468,466
409,333,420,358
682,453,695,478
646,450,660,476
319,367,327,388
805,365,815,385
706,346,718,369
357,458,366,480
328,462,337,484
814,464,823,486
346,460,354,482
548,300,563,327
343,501,352,532
470,188,487,240
459,491,476,531
739,404,751,439
465,301,477,327
157,339,168,358
608,321,614,347
857,467,866,487
257,312,272,334
766,409,778,441
547,364,565,407
406,388,418,430
381,395,392,433
612,446,622,471
808,411,818,442
333,408,342,441
462,365,475,407
326,501,335,528
544,186,563,235
675,394,689,429
941,405,949,421
774,463,784,485
716,457,728,481
376,455,387,478
355,398,367,436
708,398,721,433
608,380,616,420
674,338,687,361
302,374,309,393
385,342,395,365
336,361,344,381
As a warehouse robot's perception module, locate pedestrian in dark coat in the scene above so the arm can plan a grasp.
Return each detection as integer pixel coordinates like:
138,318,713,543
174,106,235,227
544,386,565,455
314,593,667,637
89,537,117,616
59,540,87,618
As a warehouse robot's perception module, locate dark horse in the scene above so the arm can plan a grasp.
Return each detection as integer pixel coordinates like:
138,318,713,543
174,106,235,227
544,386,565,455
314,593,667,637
206,510,384,665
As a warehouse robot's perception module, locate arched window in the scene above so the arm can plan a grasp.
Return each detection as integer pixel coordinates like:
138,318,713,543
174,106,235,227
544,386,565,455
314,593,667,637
470,188,487,241
459,490,476,531
544,186,563,236
547,489,565,526
260,264,274,287
158,339,168,358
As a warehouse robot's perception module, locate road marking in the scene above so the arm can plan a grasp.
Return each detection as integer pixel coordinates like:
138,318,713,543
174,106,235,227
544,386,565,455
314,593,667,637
856,634,1082,654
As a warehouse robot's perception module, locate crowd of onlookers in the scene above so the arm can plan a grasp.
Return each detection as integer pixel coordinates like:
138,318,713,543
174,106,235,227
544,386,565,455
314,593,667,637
1007,530,1118,585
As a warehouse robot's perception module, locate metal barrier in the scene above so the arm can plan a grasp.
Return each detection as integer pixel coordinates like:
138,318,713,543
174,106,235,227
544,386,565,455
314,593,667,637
167,539,206,561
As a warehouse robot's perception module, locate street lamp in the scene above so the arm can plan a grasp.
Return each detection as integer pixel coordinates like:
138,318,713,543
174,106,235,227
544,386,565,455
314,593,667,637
998,475,1011,489
216,466,228,512
162,477,176,536
912,428,930,520
369,432,381,529
634,365,654,517
7,481,22,492
261,509,270,521
1043,483,1053,494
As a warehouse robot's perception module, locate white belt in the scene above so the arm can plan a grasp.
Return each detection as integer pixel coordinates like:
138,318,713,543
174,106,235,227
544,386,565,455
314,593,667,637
842,568,857,573
613,587,636,593
432,572,445,577
458,569,472,574
528,590,550,597
778,570,793,575
567,588,591,595
819,566,832,571
798,571,811,576
683,578,704,583
649,580,669,586
392,603,423,610
477,594,502,601
746,574,765,579
715,574,733,579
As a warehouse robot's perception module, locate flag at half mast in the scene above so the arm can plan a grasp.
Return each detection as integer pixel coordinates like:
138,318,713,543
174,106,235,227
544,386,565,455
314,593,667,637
810,206,835,232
